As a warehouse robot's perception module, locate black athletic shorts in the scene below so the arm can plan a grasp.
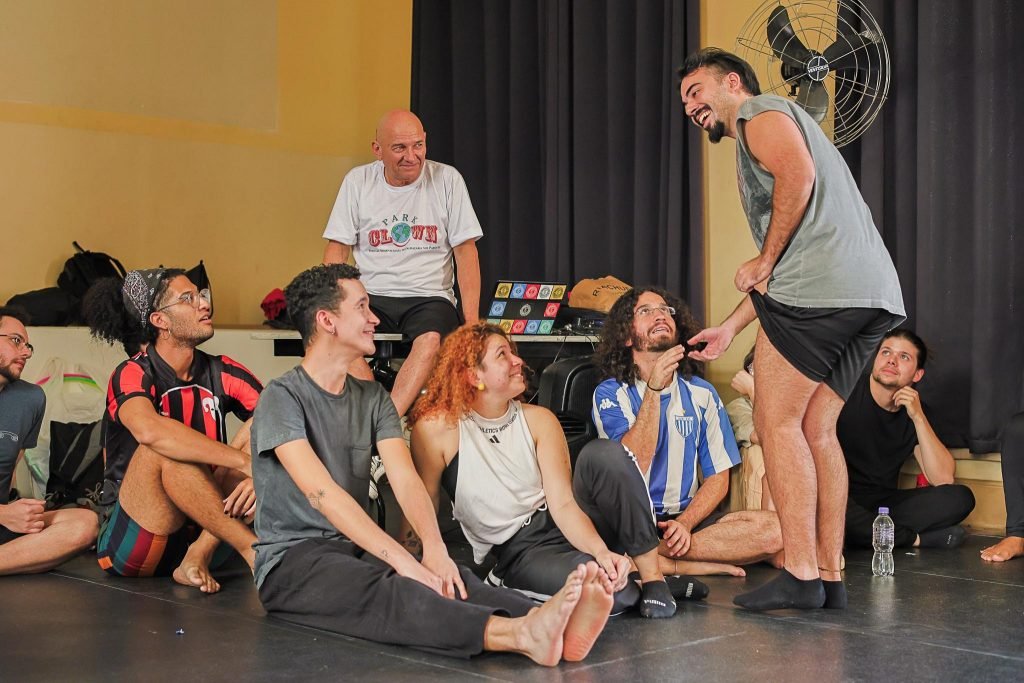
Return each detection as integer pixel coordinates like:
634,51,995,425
750,290,902,400
0,525,23,545
370,295,462,340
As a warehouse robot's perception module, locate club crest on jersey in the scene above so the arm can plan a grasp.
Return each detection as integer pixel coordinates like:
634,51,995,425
202,396,221,416
674,415,694,438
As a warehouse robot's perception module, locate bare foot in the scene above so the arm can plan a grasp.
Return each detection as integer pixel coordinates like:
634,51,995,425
981,536,1024,562
172,547,220,594
662,556,746,577
515,563,585,666
563,563,614,662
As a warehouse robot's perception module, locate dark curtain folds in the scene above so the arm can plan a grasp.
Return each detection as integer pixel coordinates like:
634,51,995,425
411,0,705,322
843,0,1024,451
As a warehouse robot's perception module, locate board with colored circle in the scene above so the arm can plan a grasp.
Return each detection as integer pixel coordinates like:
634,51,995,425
485,281,568,335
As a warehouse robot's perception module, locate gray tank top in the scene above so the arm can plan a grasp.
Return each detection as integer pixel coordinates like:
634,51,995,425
735,94,905,316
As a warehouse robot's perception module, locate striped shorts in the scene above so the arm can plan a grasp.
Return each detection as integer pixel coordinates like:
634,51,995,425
96,502,194,577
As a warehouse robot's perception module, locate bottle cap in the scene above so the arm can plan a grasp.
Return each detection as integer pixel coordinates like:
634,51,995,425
878,507,889,514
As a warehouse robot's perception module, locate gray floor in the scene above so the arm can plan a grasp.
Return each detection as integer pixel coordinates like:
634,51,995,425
2,533,1022,682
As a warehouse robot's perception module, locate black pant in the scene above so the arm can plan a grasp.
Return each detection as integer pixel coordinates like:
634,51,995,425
1001,412,1024,537
845,485,976,548
259,538,535,658
490,505,641,614
572,439,661,558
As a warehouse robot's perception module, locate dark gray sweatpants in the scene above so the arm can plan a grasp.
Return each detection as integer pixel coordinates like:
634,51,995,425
258,537,535,658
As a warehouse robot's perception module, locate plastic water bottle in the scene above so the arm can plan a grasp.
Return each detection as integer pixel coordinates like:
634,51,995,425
871,507,895,576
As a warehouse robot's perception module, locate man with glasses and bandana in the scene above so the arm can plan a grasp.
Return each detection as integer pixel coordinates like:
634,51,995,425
0,307,98,574
592,288,783,578
83,269,262,593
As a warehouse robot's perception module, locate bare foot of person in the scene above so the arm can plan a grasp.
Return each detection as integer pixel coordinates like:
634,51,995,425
980,536,1024,562
563,562,614,662
662,557,746,577
515,563,585,666
172,546,220,594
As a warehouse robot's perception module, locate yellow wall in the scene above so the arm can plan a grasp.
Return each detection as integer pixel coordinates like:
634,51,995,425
0,0,412,325
699,0,764,397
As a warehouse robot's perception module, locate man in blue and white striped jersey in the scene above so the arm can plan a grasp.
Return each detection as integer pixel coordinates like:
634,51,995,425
592,287,782,574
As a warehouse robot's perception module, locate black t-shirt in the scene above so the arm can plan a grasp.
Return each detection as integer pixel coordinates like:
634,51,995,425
837,374,919,495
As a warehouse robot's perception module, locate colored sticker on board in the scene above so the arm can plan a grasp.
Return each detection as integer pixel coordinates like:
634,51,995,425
524,284,540,299
539,320,554,334
487,319,500,326
489,301,507,316
495,282,512,298
544,302,560,318
511,319,527,334
518,303,533,317
537,285,552,299
511,283,527,298
525,320,540,334
499,319,514,333
550,285,566,300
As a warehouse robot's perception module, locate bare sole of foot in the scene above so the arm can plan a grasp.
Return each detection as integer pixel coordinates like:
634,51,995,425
981,537,1024,562
519,563,585,666
563,563,614,662
664,558,746,577
172,554,220,594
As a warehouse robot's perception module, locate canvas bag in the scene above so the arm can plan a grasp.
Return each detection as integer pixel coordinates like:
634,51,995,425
568,275,632,313
21,358,107,501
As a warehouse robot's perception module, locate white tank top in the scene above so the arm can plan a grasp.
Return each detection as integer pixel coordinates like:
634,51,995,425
453,401,547,564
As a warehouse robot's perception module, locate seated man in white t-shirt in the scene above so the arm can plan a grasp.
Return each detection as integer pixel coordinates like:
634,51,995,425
322,110,482,416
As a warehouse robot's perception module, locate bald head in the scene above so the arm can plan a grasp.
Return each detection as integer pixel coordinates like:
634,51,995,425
373,110,427,186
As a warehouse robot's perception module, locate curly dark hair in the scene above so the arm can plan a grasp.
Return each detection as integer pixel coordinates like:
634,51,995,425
83,270,184,354
284,263,362,349
594,286,703,384
677,47,761,95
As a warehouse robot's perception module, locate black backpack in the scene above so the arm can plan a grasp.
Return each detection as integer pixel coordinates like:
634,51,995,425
45,420,105,511
57,241,127,300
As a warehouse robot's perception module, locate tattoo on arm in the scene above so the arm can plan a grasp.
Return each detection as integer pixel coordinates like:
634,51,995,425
402,529,423,555
306,489,326,510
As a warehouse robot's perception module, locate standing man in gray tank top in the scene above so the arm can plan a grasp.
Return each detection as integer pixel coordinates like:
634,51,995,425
678,48,905,611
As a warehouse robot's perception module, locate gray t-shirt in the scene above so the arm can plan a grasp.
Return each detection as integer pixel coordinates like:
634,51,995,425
0,380,45,505
736,94,905,316
250,365,403,587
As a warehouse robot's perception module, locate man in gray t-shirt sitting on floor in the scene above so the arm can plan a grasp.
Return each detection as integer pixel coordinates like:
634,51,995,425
0,307,96,574
250,263,614,665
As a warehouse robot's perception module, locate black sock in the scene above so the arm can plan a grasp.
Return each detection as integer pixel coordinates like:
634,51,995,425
918,525,967,549
733,569,826,611
639,581,677,618
665,575,709,601
822,580,847,609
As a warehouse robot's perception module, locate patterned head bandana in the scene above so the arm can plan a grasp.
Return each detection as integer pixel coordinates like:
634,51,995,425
121,268,167,327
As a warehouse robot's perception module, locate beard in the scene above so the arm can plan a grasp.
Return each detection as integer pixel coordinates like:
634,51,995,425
0,359,22,384
871,371,904,390
631,330,678,354
708,120,726,144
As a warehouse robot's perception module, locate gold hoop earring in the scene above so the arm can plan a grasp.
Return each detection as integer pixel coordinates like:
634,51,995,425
476,382,485,391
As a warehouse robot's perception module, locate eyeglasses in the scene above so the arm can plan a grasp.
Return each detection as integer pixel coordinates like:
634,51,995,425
634,304,676,318
156,288,212,313
0,333,34,357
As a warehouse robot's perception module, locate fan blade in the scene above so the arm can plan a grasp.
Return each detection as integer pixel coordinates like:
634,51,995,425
796,78,829,123
823,28,880,71
767,5,812,69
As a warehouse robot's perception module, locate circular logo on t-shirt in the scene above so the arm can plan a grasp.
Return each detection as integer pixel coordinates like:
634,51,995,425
391,222,412,246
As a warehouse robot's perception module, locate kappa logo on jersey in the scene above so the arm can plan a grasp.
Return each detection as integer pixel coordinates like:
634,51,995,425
599,398,615,411
0,430,18,442
674,415,694,438
202,396,221,415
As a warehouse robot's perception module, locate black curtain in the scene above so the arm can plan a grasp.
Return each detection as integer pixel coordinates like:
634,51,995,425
411,0,705,322
843,0,1024,451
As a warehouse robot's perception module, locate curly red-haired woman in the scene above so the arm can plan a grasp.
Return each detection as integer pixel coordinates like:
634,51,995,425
409,322,703,618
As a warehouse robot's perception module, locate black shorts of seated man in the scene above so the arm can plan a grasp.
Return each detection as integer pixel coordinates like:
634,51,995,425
406,322,715,621
322,110,483,416
840,329,975,550
0,307,97,574
83,270,261,593
250,263,613,665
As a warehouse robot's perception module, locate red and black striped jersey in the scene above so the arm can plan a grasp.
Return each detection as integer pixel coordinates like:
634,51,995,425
100,347,263,506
